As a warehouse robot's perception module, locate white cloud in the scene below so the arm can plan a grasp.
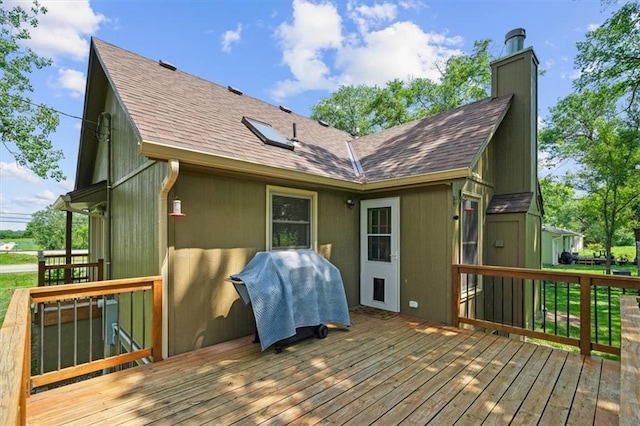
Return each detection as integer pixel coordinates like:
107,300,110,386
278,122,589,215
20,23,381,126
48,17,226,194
272,0,462,100
221,24,243,53
587,23,600,32
0,162,40,184
348,1,397,34
398,0,426,10
51,68,86,98
14,190,56,207
272,0,344,98
24,0,107,61
337,22,462,86
58,179,75,192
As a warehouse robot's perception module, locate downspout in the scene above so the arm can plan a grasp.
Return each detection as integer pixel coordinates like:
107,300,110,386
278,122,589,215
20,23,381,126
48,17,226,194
159,159,179,359
95,112,113,279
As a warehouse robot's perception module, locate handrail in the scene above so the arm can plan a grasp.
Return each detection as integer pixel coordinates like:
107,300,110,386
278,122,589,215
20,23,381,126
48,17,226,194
38,258,104,286
0,276,162,425
0,289,30,426
452,264,640,356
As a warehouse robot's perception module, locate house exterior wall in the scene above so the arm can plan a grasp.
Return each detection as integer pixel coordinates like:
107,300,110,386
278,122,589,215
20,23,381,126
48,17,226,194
361,185,456,324
93,87,166,279
166,169,359,355
86,84,165,352
541,230,559,266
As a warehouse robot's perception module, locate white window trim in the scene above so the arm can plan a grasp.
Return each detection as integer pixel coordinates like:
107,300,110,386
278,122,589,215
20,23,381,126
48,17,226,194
460,193,483,300
266,185,318,251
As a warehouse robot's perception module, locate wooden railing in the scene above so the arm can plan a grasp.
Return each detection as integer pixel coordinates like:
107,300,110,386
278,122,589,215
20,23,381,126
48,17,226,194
38,254,103,286
0,276,162,425
452,264,640,356
620,296,640,422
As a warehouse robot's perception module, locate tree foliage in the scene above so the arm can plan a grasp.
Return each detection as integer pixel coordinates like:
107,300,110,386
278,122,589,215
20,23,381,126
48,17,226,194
309,84,378,136
311,39,492,135
539,177,579,231
1,0,63,180
540,87,640,271
575,2,640,110
26,206,88,250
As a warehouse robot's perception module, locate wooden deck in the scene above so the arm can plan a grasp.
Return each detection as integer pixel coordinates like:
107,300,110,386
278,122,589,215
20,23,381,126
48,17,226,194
26,307,620,425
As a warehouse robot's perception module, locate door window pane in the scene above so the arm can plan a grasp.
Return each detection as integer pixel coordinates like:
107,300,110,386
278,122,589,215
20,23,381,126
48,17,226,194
367,207,391,262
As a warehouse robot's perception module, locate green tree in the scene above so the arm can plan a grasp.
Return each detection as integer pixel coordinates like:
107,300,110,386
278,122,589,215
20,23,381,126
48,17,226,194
310,39,493,135
1,0,63,180
26,206,88,250
575,2,640,111
410,39,492,117
310,84,379,135
540,87,640,272
539,177,580,230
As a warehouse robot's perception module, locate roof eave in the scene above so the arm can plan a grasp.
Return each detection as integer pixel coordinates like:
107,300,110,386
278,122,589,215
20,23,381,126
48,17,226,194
139,140,363,191
361,168,470,191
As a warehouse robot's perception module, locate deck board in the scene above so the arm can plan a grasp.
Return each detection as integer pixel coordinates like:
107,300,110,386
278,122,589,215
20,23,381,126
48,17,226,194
26,307,620,425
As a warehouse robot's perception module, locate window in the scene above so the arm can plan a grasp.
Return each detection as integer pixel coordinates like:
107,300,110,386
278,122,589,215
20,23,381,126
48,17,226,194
367,207,391,262
243,116,294,150
267,186,317,250
461,197,481,295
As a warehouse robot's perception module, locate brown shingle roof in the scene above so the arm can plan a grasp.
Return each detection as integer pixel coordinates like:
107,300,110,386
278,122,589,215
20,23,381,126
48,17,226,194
486,192,534,214
92,38,356,181
91,39,512,186
351,95,512,181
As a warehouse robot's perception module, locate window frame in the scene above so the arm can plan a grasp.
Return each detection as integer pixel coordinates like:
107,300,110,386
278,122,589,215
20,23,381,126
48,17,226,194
460,193,482,299
266,185,318,251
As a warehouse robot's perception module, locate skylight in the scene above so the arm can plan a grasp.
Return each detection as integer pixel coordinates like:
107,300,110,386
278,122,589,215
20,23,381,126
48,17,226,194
242,117,294,150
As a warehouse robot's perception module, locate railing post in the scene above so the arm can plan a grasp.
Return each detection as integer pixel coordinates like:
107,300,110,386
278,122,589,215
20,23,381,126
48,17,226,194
579,275,592,356
97,259,104,281
152,278,163,361
22,295,31,425
452,265,460,327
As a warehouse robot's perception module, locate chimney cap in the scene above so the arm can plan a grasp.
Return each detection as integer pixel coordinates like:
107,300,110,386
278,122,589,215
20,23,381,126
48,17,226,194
504,28,526,55
505,28,526,43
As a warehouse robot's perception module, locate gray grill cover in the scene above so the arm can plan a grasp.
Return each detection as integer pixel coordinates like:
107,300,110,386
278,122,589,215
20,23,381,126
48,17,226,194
231,250,351,351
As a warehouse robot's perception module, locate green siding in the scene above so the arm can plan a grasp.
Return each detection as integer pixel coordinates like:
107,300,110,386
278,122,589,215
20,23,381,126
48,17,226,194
167,170,359,355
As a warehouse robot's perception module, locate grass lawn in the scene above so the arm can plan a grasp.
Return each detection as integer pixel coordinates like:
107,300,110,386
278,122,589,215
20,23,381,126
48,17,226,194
535,262,639,360
0,252,38,265
0,272,38,327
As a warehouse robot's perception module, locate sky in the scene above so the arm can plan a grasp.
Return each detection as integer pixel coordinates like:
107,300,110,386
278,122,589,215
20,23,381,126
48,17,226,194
0,0,621,230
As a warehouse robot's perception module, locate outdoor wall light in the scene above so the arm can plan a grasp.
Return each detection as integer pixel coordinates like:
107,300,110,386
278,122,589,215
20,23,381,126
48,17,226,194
346,199,356,209
169,197,186,217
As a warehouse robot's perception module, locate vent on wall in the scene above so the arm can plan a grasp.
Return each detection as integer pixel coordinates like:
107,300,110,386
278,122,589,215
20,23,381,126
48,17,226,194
158,60,177,71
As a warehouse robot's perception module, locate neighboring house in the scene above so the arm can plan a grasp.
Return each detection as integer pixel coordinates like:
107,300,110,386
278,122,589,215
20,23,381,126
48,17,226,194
56,29,542,358
542,224,584,266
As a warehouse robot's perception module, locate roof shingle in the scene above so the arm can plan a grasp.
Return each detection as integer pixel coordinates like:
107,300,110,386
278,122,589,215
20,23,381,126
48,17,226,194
92,38,513,186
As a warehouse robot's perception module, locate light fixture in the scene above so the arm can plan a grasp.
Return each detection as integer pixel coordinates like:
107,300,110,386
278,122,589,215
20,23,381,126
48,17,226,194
463,200,474,212
346,199,356,209
169,197,186,217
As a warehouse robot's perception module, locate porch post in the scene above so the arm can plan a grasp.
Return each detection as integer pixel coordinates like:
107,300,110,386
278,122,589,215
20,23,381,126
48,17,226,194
65,210,72,284
579,275,591,356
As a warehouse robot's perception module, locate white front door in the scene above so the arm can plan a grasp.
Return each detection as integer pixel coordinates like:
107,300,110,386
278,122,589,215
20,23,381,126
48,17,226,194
360,197,400,312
